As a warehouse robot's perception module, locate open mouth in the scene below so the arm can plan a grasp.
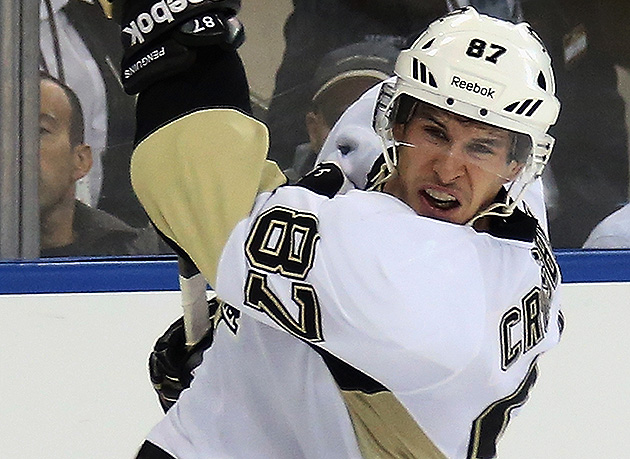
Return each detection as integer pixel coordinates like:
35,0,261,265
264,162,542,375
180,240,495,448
422,188,460,211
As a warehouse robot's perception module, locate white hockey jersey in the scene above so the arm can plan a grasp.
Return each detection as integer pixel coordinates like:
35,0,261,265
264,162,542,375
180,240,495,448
132,85,562,459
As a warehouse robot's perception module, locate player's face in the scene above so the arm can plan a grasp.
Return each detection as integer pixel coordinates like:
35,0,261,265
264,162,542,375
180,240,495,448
39,80,90,214
383,104,522,225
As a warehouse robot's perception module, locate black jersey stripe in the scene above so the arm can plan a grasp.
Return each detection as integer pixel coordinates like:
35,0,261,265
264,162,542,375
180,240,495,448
308,343,388,394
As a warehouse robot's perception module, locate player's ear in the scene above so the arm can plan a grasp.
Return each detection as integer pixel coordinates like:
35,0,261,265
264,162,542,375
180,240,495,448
305,111,319,143
305,110,330,154
72,143,93,181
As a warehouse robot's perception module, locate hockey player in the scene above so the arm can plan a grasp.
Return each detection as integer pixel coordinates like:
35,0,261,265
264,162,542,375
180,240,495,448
109,1,563,457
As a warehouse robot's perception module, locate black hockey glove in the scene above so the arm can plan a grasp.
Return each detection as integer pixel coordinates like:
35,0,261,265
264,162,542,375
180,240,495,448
111,0,244,94
149,297,219,412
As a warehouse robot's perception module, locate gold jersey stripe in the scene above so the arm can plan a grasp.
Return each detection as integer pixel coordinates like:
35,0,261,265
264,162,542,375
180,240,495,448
342,390,447,459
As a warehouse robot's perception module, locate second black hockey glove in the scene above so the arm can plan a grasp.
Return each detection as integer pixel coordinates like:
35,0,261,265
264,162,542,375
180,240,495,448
149,297,219,412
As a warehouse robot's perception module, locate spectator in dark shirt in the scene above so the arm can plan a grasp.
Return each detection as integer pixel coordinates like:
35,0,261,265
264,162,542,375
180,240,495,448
41,0,146,228
39,72,160,257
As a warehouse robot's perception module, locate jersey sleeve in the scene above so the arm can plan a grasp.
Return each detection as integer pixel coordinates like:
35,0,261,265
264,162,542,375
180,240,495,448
129,48,286,286
131,110,285,285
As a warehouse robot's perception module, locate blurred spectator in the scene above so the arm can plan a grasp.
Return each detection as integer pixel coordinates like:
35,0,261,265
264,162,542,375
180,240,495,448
39,72,161,257
583,203,630,249
40,0,146,227
267,0,630,248
265,0,433,170
284,37,400,181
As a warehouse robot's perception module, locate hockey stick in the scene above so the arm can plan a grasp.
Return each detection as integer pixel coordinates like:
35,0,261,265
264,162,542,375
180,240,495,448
177,254,213,346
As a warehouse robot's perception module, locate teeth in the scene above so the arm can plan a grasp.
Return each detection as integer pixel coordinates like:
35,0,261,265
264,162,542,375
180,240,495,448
426,189,456,202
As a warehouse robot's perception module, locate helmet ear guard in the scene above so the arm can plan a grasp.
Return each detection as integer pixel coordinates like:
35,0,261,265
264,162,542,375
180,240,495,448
371,6,561,216
369,81,398,190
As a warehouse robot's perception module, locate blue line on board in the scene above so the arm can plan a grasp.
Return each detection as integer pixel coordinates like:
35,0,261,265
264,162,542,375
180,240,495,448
1,251,630,294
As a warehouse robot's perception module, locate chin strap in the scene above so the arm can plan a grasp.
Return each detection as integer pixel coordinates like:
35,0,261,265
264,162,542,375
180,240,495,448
367,140,415,191
465,177,531,227
466,201,513,227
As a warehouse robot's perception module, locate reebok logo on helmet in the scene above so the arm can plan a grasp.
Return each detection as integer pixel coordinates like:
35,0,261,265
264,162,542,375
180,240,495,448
122,0,207,47
451,75,496,99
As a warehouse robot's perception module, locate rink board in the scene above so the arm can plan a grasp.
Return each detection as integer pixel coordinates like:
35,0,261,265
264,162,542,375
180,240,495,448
0,252,629,458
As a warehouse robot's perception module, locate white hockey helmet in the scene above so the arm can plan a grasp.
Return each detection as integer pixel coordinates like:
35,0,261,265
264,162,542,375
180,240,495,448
372,7,561,219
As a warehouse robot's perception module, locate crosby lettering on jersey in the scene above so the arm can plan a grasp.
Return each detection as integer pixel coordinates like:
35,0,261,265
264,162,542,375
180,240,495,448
500,224,560,371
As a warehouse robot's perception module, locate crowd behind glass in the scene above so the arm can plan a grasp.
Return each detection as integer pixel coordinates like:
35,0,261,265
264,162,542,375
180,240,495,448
5,0,630,260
